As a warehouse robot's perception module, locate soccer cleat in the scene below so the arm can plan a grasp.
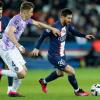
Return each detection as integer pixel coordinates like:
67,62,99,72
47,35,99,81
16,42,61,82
8,91,24,97
39,78,47,93
74,88,90,96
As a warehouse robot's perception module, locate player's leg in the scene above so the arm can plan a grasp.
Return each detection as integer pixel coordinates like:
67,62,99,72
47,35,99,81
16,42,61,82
7,48,27,97
39,55,64,93
0,47,27,97
4,64,13,94
63,64,89,96
7,77,13,93
0,57,5,79
39,69,64,93
41,69,64,83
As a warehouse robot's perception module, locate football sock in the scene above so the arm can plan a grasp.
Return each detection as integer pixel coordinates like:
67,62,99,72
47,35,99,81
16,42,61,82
7,86,12,94
8,77,13,86
45,71,61,83
68,75,79,90
7,77,13,93
1,70,17,78
11,78,22,92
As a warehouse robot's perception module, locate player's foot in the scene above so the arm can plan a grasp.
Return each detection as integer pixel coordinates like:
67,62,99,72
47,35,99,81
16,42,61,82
8,91,24,97
75,88,90,96
39,78,47,93
0,69,2,80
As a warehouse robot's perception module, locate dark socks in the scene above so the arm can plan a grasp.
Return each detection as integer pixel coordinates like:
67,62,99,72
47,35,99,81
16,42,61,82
8,77,13,86
68,75,78,90
45,71,62,83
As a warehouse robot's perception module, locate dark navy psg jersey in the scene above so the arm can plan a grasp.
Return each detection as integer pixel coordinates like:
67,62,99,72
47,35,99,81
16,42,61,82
0,16,10,33
35,20,86,57
0,16,10,38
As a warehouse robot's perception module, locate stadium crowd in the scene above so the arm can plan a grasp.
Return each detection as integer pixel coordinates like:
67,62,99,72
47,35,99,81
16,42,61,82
1,0,100,39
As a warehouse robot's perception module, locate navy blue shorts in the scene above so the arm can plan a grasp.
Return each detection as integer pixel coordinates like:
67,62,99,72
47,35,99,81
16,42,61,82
48,55,68,70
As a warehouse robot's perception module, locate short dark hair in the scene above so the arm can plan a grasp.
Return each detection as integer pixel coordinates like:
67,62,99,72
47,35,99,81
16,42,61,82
60,8,72,17
20,1,34,11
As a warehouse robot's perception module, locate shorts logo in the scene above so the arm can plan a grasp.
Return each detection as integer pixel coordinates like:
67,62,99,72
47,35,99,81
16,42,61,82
12,61,19,72
14,67,19,71
58,59,65,66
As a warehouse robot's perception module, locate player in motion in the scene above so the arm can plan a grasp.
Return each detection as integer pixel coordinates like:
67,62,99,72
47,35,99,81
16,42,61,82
0,1,60,97
32,8,95,96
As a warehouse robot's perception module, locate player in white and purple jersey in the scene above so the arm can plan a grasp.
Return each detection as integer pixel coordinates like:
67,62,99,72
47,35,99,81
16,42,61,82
0,1,60,97
32,8,95,96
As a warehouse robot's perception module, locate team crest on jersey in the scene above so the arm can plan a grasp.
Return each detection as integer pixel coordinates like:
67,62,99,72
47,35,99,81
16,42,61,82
58,27,67,42
58,59,66,66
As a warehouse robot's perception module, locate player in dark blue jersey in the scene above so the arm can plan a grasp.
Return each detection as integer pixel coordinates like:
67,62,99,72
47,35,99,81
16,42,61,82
31,8,95,96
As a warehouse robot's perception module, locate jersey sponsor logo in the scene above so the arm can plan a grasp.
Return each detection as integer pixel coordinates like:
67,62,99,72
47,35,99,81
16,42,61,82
58,27,67,42
61,29,66,33
58,34,66,42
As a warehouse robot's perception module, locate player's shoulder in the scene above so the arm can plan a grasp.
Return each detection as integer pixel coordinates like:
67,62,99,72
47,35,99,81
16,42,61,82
11,14,21,21
10,14,21,24
67,23,75,29
52,20,60,28
1,16,10,20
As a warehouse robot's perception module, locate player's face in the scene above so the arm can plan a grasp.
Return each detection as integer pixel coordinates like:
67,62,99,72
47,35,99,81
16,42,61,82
23,8,33,20
64,15,72,24
0,7,3,18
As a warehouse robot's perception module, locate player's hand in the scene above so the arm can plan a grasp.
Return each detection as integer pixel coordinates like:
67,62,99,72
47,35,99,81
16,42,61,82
30,48,40,56
52,28,60,36
85,35,95,39
18,45,25,53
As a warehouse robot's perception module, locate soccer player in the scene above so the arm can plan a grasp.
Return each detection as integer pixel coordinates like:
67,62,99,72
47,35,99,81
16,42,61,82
31,8,95,96
0,1,60,97
0,1,13,96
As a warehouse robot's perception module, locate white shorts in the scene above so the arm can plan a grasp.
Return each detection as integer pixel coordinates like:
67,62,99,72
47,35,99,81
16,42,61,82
0,46,26,73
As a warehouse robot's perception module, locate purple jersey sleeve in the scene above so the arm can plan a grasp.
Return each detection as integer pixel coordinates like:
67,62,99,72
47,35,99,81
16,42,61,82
8,15,21,28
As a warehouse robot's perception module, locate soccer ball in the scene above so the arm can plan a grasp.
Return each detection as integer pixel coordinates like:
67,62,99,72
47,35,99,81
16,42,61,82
91,84,100,96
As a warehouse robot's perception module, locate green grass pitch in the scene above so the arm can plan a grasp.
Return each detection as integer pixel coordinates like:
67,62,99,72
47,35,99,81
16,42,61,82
0,68,100,100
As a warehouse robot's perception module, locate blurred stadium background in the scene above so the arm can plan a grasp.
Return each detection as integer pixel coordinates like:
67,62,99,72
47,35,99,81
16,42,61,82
0,0,100,69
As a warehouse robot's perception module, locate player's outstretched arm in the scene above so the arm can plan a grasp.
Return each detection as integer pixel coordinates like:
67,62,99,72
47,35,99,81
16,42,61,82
30,48,40,56
68,25,95,39
32,20,60,36
85,34,95,39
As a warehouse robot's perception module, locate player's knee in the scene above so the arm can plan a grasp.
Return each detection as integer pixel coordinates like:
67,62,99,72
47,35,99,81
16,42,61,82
70,67,75,75
17,70,27,79
65,65,75,75
56,70,64,77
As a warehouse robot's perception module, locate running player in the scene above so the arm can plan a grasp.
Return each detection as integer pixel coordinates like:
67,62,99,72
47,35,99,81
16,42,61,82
0,1,60,97
32,8,95,96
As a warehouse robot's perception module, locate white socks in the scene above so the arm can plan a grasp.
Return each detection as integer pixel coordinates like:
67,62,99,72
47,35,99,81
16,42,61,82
11,78,22,92
75,88,79,92
7,86,12,94
1,70,17,78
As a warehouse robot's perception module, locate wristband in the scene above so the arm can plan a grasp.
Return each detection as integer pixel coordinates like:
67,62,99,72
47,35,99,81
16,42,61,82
18,45,24,52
